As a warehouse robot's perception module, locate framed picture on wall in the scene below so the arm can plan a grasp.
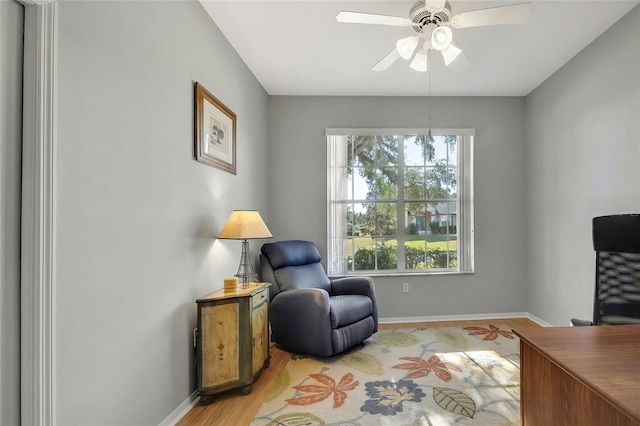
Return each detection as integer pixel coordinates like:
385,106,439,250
194,82,237,174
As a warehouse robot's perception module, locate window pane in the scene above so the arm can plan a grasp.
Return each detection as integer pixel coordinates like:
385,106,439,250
405,202,427,235
425,245,456,269
351,237,397,271
375,238,397,270
441,201,457,235
374,136,398,167
353,242,374,271
348,135,373,167
352,239,398,271
445,135,458,166
425,164,449,199
404,201,426,271
346,237,356,271
351,203,398,271
425,201,457,269
429,202,455,232
349,135,398,167
353,204,370,237
404,167,426,200
363,168,397,199
349,169,369,200
446,167,457,198
345,205,354,237
405,241,426,269
404,135,433,166
432,136,449,165
369,203,397,236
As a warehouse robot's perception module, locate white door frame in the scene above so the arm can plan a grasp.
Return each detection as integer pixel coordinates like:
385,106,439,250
20,0,57,424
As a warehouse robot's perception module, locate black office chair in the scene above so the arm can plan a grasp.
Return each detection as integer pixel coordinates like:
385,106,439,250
571,214,640,326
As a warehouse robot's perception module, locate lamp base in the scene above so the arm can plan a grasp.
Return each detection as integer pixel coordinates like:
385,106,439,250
235,239,258,289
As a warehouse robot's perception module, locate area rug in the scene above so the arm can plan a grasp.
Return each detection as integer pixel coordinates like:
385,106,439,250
251,324,520,426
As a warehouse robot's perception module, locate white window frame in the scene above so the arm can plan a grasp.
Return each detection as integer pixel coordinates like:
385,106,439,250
327,128,475,276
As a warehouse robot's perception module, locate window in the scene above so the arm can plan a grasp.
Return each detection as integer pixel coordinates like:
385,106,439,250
327,129,474,276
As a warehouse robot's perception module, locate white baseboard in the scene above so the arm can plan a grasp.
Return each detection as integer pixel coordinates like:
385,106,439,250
522,312,554,327
380,312,553,327
159,391,199,426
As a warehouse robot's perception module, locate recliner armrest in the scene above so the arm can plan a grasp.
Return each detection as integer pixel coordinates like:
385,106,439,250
330,276,373,296
271,288,330,315
330,276,378,331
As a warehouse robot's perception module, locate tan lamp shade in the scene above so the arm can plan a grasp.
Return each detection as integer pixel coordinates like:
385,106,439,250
218,210,273,240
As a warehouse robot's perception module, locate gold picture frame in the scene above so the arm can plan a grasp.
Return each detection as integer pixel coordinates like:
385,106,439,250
194,82,237,174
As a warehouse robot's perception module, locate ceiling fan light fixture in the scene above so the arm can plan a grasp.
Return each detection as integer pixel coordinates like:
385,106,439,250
441,42,462,66
396,35,419,60
431,25,453,51
410,49,428,72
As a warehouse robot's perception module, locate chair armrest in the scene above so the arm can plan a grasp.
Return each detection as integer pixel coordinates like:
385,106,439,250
271,288,330,316
330,276,373,296
330,276,378,331
570,318,593,326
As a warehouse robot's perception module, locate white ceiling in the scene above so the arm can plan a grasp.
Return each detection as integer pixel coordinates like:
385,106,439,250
201,0,639,96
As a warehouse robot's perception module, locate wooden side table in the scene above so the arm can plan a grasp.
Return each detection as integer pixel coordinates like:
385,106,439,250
196,282,271,403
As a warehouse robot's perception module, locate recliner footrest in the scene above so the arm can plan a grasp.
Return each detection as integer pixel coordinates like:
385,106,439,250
331,316,375,355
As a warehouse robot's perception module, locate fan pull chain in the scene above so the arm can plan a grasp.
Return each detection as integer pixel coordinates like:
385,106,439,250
428,62,432,138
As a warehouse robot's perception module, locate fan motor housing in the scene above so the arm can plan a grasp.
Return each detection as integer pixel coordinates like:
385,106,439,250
409,0,452,33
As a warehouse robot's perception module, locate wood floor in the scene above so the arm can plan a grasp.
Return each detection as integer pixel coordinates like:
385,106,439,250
177,317,541,426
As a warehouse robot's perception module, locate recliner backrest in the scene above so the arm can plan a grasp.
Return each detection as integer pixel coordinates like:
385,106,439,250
592,214,640,325
260,240,331,299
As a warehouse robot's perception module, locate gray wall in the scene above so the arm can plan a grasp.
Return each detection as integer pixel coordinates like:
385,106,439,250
19,0,639,423
54,1,269,424
525,5,640,326
0,1,23,425
268,96,527,319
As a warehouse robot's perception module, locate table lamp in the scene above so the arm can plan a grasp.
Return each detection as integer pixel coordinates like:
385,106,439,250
218,210,273,288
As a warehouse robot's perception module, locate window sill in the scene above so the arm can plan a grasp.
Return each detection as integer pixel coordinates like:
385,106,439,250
340,270,475,277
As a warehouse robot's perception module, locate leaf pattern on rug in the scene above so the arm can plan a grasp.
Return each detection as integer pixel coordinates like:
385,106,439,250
360,379,426,416
436,329,468,349
252,324,520,425
373,331,421,347
392,355,463,381
264,412,325,426
433,387,476,418
285,373,358,408
343,352,384,375
463,324,515,341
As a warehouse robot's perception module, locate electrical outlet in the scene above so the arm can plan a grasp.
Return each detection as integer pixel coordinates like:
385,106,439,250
403,283,409,293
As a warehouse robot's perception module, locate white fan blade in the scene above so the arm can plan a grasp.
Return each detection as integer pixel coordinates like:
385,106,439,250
451,3,532,28
372,48,400,72
441,43,462,66
425,0,446,13
336,11,411,27
449,51,471,74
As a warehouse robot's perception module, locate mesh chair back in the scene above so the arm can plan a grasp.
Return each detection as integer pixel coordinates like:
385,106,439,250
592,214,640,325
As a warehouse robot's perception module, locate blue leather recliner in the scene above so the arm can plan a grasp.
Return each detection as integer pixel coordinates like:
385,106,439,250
260,240,378,357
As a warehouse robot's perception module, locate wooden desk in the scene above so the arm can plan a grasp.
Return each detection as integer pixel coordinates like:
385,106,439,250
514,326,640,426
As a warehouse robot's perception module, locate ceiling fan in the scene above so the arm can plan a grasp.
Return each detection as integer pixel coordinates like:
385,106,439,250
336,0,532,72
